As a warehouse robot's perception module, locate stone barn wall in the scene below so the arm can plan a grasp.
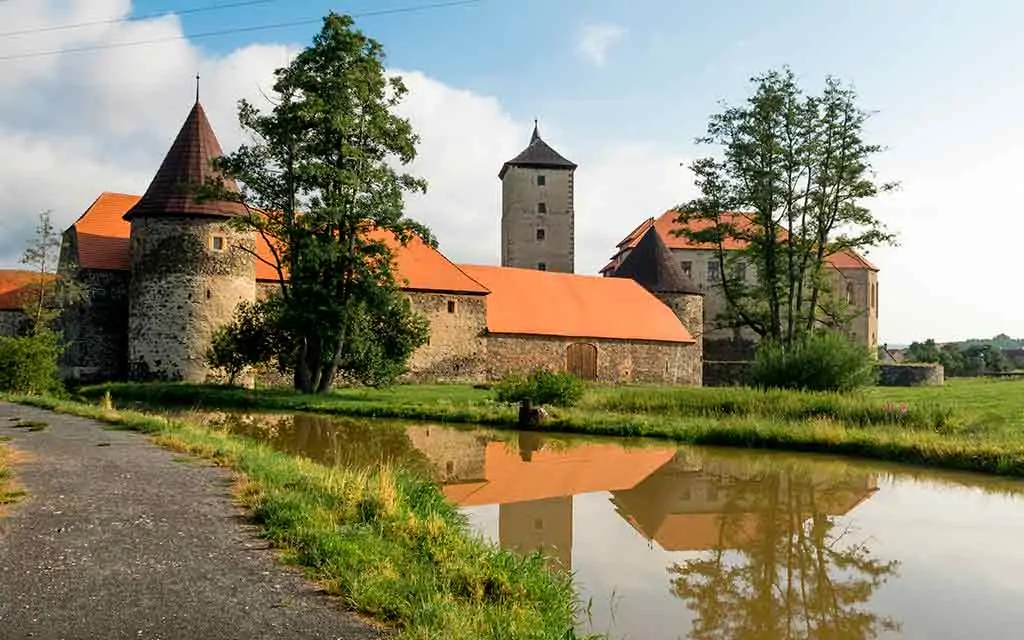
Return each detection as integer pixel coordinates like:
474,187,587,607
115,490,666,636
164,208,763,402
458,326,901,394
483,334,700,385
128,216,256,382
405,291,488,381
60,268,130,382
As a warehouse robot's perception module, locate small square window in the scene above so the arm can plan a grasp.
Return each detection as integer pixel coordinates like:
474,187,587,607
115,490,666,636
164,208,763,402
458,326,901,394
680,261,692,277
537,175,546,186
537,262,547,271
211,236,225,251
537,202,547,214
447,300,456,314
536,228,546,241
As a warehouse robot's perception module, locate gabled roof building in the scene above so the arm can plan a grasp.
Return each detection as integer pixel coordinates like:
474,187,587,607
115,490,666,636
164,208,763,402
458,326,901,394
1,101,703,386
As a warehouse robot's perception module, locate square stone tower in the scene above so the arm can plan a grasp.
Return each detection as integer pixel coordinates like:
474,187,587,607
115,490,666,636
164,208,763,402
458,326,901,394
499,122,577,273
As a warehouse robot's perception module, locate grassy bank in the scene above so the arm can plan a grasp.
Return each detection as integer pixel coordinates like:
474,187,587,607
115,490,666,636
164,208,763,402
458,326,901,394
0,437,25,512
76,378,1024,478
8,395,590,640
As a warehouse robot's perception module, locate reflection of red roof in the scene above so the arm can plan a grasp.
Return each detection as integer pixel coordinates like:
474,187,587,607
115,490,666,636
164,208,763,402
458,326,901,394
69,192,488,295
440,441,677,507
457,264,695,343
603,210,878,273
0,270,56,311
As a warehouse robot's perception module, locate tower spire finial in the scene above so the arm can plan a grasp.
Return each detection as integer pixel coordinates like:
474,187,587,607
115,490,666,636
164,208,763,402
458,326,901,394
531,118,540,143
195,73,201,104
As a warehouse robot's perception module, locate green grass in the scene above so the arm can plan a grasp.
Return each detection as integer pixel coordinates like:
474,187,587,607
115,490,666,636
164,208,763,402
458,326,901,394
5,394,591,640
74,377,1024,478
0,441,25,510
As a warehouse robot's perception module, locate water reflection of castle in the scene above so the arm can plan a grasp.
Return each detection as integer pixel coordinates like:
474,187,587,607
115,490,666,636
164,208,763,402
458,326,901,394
405,426,879,569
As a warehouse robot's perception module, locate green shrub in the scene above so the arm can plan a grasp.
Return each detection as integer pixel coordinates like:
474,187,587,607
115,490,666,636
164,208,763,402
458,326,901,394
494,368,584,407
0,330,63,395
751,331,876,392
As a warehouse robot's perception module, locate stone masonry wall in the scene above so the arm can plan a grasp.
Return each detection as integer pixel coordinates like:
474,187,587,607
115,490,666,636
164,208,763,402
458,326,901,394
656,291,704,386
0,310,27,336
484,334,700,385
405,291,488,381
501,166,575,273
60,268,130,382
128,216,256,382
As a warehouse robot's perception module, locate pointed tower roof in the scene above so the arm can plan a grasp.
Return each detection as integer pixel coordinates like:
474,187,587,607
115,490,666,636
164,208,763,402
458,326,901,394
610,226,701,295
498,120,577,179
123,100,246,221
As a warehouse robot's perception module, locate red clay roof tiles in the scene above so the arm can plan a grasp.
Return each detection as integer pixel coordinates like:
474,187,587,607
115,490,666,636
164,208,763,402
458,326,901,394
122,101,246,221
457,264,694,343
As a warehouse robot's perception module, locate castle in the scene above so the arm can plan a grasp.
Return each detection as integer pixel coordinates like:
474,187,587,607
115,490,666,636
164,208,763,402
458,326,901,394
0,96,879,384
0,99,705,386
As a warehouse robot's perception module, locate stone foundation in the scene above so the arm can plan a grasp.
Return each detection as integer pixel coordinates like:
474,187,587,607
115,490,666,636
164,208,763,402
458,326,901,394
702,361,753,387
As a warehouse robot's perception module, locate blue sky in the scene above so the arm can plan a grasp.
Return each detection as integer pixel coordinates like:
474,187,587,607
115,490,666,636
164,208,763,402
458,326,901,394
2,0,1022,343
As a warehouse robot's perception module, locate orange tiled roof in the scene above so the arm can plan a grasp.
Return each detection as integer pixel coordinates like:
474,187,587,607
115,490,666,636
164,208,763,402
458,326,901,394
0,270,55,311
605,210,878,273
457,264,694,343
69,192,488,295
440,441,677,507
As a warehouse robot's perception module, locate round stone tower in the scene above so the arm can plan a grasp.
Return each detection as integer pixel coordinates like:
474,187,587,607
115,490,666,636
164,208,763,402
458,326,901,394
499,121,578,273
608,226,704,382
123,99,255,382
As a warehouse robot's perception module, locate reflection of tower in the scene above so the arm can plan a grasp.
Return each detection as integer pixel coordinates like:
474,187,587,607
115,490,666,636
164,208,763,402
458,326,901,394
499,497,573,571
405,426,488,483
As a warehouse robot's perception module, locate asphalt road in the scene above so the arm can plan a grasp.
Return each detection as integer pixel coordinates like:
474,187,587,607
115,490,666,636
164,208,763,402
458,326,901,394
0,402,383,640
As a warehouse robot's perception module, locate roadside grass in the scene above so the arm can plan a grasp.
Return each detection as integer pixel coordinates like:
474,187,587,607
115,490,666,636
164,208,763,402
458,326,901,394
73,377,1024,478
0,440,26,511
6,395,591,640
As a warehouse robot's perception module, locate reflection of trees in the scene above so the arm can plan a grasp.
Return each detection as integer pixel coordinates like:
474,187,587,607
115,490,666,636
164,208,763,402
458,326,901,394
669,465,900,640
203,412,434,476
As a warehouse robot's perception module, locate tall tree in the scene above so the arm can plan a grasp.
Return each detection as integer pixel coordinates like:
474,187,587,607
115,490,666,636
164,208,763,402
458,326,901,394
20,210,86,335
204,13,432,393
675,68,896,349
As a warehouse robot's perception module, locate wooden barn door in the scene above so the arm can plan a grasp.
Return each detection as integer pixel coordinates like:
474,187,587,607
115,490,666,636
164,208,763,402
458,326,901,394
566,343,598,380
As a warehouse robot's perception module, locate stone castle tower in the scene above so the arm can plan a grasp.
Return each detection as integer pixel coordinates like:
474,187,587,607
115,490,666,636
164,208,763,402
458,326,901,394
610,227,704,383
123,99,256,382
499,122,577,273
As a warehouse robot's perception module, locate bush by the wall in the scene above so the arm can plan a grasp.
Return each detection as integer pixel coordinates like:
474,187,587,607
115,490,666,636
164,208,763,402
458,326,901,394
494,368,584,407
0,330,63,395
751,331,877,393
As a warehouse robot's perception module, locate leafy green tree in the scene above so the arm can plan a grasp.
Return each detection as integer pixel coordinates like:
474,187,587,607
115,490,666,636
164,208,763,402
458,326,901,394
203,13,432,393
206,297,290,385
337,290,431,387
19,210,87,336
675,68,896,349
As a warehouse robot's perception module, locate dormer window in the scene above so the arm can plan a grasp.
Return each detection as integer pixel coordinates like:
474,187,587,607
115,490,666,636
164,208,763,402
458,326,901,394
211,236,225,252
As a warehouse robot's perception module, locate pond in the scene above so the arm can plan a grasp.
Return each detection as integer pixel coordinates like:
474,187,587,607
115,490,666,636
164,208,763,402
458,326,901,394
185,410,1024,639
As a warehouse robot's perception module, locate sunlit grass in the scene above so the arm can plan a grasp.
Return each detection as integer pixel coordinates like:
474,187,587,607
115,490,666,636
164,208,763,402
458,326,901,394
5,395,593,640
72,377,1024,477
0,439,26,512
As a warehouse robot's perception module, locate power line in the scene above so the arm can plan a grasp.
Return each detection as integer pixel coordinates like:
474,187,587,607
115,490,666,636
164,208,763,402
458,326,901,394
0,0,484,62
0,0,280,39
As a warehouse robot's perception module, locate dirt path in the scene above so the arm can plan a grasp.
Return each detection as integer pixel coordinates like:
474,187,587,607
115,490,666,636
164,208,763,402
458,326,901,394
0,402,382,640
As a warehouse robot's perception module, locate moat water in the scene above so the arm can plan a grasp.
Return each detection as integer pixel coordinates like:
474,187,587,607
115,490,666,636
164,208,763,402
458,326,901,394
174,410,1024,639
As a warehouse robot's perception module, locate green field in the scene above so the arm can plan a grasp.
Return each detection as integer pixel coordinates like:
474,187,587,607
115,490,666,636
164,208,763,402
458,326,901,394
72,377,1024,477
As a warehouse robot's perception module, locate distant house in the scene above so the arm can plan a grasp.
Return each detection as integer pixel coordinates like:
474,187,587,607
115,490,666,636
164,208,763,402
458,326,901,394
601,211,880,361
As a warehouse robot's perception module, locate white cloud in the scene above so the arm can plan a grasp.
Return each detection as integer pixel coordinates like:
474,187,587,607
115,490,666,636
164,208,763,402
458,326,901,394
0,4,680,284
575,23,627,67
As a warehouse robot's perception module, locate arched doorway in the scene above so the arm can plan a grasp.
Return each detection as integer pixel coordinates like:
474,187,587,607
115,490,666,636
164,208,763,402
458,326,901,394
566,343,598,380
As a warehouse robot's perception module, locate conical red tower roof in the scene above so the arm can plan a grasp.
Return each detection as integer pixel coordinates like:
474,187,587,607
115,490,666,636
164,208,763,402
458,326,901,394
123,101,246,221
